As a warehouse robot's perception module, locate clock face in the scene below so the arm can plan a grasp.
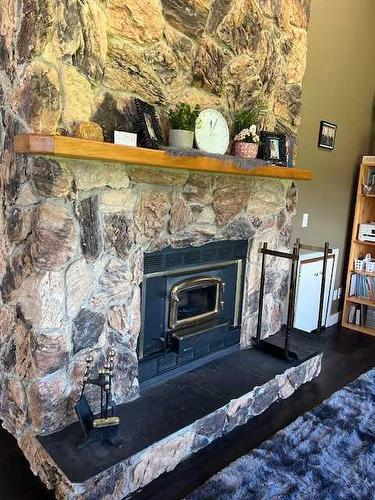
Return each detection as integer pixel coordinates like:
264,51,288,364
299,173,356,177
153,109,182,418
195,109,229,155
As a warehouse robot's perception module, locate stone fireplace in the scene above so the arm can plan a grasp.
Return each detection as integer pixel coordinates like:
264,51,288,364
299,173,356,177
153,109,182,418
0,0,315,497
0,157,314,499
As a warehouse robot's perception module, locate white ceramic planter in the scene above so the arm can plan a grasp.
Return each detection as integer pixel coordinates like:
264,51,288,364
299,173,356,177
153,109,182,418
169,129,194,149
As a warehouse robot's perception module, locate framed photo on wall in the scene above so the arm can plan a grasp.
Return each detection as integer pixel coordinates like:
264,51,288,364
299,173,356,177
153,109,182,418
134,99,164,149
318,121,337,150
259,132,287,166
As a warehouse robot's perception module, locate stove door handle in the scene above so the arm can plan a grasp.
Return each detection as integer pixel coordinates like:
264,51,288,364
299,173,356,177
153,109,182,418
220,281,226,310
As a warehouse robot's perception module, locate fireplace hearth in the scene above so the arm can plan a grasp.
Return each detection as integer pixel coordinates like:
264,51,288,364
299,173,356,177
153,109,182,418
35,339,323,499
139,241,248,386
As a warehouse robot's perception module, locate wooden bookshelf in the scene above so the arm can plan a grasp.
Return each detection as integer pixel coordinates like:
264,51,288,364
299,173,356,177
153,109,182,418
14,134,313,181
342,162,375,335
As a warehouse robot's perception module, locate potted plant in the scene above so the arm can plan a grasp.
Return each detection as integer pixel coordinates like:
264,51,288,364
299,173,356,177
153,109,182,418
167,103,201,149
233,102,267,158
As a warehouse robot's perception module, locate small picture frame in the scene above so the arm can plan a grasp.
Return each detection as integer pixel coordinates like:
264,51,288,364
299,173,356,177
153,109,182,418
318,121,337,150
259,132,287,166
134,99,164,149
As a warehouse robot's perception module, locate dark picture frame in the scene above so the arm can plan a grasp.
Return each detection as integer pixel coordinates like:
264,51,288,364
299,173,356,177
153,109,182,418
134,99,164,149
318,121,337,150
259,132,287,166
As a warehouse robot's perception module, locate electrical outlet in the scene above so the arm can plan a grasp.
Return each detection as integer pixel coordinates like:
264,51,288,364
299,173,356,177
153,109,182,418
302,213,309,228
337,287,342,299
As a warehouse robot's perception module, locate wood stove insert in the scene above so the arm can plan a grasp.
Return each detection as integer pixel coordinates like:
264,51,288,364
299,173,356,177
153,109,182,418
138,240,249,386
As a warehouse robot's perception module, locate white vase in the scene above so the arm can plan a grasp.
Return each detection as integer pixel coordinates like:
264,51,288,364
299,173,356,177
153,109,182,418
169,129,194,149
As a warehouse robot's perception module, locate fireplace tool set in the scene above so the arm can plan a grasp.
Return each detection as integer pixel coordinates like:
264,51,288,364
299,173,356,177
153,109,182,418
253,238,332,361
75,349,122,448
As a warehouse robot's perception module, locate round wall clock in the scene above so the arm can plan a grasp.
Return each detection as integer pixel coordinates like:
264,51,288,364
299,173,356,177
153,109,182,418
195,109,230,155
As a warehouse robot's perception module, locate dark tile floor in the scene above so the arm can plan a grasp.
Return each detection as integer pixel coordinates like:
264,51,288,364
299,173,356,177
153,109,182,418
1,325,374,500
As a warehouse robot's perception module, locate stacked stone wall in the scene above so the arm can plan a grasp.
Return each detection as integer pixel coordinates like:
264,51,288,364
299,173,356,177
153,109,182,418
1,0,310,140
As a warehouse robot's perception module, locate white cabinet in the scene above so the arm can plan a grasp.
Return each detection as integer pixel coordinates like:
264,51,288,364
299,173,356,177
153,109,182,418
293,251,337,332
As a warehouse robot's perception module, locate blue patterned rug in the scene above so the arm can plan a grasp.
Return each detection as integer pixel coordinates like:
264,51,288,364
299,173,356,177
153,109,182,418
188,369,375,499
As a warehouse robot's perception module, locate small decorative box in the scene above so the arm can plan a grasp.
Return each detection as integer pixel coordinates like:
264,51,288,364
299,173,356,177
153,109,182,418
114,131,137,146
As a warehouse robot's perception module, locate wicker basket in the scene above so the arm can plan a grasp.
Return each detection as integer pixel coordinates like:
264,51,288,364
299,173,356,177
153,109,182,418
354,258,365,271
365,260,375,273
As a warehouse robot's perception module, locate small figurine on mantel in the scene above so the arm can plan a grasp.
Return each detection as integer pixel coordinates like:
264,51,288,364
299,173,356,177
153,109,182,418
74,121,104,142
75,348,122,448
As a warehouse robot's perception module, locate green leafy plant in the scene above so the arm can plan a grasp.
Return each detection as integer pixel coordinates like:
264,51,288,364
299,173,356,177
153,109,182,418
168,103,201,131
233,101,267,136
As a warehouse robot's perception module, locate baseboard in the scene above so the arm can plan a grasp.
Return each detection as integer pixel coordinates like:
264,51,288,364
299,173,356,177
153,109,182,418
326,312,341,327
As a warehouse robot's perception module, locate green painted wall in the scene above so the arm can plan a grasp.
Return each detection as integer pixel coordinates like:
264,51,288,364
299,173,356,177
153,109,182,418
294,0,375,314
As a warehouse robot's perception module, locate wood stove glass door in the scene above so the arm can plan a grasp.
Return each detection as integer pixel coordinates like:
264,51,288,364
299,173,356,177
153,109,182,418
169,276,223,331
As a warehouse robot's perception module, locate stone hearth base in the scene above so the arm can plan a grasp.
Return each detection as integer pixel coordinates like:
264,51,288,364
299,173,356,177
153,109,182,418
20,352,322,499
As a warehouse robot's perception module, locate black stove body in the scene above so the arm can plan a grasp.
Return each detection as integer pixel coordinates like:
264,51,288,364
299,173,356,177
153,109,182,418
138,240,248,386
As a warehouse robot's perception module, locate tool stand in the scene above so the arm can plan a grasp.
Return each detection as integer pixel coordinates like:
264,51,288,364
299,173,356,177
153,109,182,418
253,239,332,360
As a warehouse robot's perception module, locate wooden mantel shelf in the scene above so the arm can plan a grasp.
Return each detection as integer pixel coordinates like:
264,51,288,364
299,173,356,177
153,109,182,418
14,134,313,181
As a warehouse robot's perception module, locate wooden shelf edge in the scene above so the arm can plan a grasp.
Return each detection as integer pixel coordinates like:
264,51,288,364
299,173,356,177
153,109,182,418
342,322,375,336
346,296,375,306
14,134,313,181
351,268,375,277
353,239,375,246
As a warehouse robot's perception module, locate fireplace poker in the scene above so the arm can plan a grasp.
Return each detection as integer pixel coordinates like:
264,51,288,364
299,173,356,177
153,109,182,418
107,349,116,417
80,354,94,399
103,362,110,419
98,368,104,419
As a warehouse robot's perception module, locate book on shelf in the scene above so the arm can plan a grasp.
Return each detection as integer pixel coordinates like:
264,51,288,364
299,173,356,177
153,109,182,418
347,304,367,326
366,307,375,328
366,167,375,185
349,273,375,301
347,303,375,329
